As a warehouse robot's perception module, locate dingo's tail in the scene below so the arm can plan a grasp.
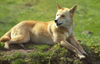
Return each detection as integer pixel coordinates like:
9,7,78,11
0,30,11,42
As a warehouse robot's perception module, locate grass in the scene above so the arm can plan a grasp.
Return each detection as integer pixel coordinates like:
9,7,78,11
0,0,100,64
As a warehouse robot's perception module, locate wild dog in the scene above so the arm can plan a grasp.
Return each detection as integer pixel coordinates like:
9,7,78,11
0,2,87,59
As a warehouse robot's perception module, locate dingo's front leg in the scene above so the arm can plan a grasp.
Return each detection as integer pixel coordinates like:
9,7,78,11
60,39,85,59
53,34,85,59
68,36,88,56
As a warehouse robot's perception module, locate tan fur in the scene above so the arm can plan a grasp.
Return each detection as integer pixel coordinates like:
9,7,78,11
0,3,87,59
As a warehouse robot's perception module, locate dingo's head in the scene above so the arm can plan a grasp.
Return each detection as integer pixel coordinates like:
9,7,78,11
54,2,77,27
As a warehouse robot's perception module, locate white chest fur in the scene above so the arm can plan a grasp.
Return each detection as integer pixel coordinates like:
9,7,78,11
65,23,74,38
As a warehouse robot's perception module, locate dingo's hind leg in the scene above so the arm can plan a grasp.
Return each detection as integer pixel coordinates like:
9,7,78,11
4,29,30,49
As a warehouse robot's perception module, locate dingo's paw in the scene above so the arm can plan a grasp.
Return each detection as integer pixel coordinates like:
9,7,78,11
78,55,86,59
4,45,10,49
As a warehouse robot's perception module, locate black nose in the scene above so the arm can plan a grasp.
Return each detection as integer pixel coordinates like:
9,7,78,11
54,20,58,23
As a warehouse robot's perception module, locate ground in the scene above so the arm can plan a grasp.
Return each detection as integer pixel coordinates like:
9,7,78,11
0,43,94,64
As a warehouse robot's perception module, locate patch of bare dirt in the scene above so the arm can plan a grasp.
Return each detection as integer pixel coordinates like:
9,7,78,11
1,43,35,56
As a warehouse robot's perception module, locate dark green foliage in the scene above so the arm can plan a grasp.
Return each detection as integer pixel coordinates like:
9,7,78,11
11,59,24,64
0,43,4,50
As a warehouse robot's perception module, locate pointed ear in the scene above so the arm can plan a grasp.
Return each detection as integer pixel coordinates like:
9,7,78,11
56,2,63,10
69,5,77,14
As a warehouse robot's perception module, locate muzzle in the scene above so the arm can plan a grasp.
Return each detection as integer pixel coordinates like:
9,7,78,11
54,19,62,26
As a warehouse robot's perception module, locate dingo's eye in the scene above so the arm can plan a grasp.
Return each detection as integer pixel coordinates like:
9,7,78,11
61,15,65,17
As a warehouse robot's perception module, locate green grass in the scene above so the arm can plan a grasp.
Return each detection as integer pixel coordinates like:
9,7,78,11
0,0,100,64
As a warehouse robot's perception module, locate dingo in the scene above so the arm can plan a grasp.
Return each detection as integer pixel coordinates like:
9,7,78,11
0,2,87,59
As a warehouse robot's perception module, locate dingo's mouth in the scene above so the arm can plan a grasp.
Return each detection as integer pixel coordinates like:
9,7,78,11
57,23,63,26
